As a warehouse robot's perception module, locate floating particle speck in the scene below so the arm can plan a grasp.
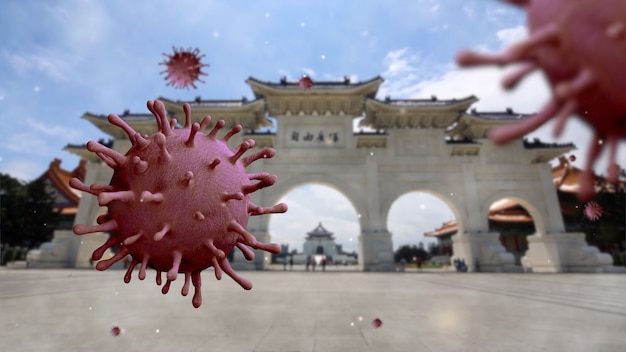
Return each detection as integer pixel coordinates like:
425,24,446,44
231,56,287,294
111,326,121,337
371,318,383,328
584,201,603,221
569,155,576,162
298,75,314,90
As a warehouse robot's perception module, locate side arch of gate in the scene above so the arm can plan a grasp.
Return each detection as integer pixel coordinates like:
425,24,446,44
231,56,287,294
379,183,467,241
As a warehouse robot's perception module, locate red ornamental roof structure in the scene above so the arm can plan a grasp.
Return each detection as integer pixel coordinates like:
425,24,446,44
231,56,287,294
38,158,86,215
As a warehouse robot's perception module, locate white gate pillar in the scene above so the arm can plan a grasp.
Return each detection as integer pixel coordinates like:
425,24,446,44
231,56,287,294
359,153,395,271
451,164,516,272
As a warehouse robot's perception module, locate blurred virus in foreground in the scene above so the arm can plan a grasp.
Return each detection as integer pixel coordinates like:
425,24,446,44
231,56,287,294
371,318,383,328
457,0,626,200
70,100,287,308
159,46,209,89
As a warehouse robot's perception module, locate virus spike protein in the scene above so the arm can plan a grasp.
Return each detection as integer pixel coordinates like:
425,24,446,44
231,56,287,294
71,100,287,308
456,0,626,200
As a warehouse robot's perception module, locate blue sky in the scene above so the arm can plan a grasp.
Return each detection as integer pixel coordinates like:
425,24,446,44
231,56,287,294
2,0,624,253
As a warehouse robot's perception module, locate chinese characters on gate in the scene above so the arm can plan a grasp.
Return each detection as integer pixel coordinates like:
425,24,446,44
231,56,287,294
290,130,340,145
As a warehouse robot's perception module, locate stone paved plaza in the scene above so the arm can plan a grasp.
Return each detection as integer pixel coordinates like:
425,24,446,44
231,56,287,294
1,267,625,352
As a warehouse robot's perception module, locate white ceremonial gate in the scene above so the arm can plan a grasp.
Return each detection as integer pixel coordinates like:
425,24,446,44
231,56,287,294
39,76,615,272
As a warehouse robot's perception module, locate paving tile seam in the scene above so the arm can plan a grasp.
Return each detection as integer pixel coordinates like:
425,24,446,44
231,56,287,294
0,284,122,300
417,278,626,317
424,281,626,310
412,274,625,297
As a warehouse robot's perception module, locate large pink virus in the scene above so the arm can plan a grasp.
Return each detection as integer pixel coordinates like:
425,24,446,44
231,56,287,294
159,46,209,89
70,100,287,308
456,0,626,200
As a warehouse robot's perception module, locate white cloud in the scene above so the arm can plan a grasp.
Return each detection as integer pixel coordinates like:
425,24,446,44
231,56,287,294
3,49,71,81
486,7,509,21
383,48,417,76
496,25,527,48
24,118,82,139
55,0,111,49
463,4,475,17
5,132,52,156
0,159,42,182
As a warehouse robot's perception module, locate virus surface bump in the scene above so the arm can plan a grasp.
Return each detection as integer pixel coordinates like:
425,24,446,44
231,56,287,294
456,0,626,200
583,201,603,221
298,75,314,90
71,100,287,308
159,46,209,89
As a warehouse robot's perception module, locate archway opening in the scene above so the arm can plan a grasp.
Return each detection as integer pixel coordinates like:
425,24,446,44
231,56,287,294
268,184,360,268
488,197,537,266
388,191,457,269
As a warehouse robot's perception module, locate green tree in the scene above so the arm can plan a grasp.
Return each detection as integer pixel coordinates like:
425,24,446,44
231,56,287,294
0,174,60,248
394,244,429,263
580,169,626,256
1,173,26,246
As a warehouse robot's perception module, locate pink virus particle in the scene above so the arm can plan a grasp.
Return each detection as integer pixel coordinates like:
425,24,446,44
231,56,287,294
159,46,209,90
70,100,287,308
569,154,576,162
456,0,626,200
298,75,314,90
583,201,603,221
371,318,383,329
110,326,121,337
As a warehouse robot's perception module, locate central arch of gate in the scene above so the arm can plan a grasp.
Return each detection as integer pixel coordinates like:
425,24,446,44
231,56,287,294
68,75,614,272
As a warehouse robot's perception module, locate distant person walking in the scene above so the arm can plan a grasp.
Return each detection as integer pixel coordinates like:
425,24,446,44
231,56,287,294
416,257,422,270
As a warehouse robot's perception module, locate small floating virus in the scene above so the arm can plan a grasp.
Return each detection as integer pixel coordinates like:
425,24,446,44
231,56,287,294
159,46,209,89
70,100,287,308
298,75,314,90
110,326,121,337
371,318,383,329
583,201,603,221
569,154,576,162
456,0,626,200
